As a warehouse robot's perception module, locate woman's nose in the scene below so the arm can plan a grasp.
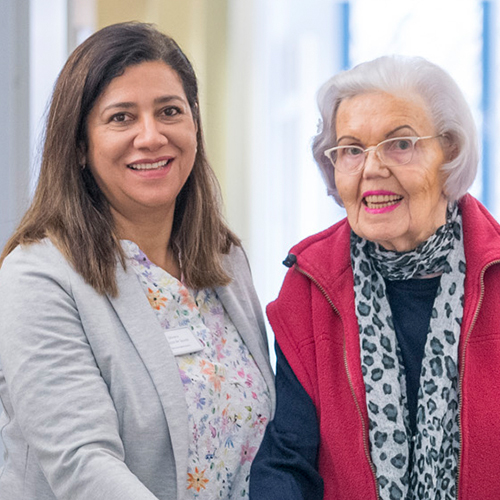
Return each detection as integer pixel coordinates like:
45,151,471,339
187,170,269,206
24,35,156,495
362,149,391,178
134,117,168,150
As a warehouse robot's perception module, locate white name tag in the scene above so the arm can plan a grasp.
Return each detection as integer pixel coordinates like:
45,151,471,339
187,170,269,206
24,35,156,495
164,327,204,356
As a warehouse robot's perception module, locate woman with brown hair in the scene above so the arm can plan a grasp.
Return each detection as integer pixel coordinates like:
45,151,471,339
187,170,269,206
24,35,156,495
0,22,274,500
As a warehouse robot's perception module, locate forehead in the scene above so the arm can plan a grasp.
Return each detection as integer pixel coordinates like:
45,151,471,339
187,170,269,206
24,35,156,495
335,91,435,139
97,60,186,103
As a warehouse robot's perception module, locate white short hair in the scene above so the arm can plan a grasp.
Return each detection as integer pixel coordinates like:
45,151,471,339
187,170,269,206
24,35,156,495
312,55,478,205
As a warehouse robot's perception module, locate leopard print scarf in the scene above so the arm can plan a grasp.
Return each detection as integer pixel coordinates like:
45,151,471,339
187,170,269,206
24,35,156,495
351,203,465,500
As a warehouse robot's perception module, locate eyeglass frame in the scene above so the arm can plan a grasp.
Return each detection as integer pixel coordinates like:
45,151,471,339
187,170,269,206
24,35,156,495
323,135,443,174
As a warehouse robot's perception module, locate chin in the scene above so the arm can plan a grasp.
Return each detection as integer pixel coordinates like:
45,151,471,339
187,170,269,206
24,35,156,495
361,230,410,251
357,227,397,244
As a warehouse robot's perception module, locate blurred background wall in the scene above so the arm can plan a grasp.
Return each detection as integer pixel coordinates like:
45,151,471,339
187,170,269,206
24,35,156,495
1,0,500,466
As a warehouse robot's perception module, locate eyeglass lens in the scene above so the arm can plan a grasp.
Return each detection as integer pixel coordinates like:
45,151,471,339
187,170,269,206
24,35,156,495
336,138,415,171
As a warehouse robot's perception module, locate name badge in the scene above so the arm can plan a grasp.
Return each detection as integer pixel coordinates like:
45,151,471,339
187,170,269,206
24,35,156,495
164,327,204,356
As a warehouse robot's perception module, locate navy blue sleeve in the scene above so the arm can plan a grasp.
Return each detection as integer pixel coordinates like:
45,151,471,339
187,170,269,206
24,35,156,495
249,343,323,500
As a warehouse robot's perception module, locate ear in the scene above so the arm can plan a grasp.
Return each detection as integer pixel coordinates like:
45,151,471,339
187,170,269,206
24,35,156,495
193,103,199,133
441,133,459,163
77,143,87,168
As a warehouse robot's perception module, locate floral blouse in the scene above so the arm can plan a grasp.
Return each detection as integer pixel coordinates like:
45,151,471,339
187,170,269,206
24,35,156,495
123,241,272,499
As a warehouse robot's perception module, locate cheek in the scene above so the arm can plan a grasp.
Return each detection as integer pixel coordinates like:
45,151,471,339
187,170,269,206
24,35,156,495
86,138,104,169
335,173,359,207
185,131,198,155
88,128,129,164
88,150,113,179
87,147,123,192
406,168,445,202
416,150,446,191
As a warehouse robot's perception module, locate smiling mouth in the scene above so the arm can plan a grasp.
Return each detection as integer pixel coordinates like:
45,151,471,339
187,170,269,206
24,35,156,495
363,194,403,209
127,159,172,171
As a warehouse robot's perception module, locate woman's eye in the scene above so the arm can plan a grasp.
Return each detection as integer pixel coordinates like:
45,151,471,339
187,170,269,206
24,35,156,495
163,106,182,117
392,139,412,151
345,146,364,157
110,113,128,123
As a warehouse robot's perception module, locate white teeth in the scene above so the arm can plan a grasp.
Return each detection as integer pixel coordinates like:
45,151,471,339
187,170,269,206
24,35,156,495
364,194,402,208
129,159,170,170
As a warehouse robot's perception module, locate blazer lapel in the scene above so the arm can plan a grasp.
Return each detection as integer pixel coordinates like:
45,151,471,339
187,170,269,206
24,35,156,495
108,264,189,499
215,281,276,413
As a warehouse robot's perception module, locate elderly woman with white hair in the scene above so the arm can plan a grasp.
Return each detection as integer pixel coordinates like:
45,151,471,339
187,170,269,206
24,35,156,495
250,55,500,500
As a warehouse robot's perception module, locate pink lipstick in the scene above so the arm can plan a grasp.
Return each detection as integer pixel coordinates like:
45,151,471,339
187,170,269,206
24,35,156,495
362,190,403,214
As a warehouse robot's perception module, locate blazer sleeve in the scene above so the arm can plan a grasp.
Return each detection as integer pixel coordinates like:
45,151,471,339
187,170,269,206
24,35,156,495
0,243,160,500
249,343,323,500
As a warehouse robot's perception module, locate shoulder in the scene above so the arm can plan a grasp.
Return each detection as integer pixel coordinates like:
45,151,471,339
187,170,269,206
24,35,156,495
1,238,70,270
461,194,500,240
290,217,351,263
216,243,264,324
0,239,76,294
268,218,354,343
222,243,253,283
460,194,500,268
277,217,352,292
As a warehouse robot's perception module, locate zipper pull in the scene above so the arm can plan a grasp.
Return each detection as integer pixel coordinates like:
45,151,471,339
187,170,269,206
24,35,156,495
282,253,297,268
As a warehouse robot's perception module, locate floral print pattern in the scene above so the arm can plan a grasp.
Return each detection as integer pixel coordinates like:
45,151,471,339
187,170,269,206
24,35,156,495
123,241,271,499
187,467,210,492
147,287,168,310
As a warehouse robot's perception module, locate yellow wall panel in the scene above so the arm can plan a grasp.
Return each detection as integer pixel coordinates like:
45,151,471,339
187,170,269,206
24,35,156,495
97,0,149,27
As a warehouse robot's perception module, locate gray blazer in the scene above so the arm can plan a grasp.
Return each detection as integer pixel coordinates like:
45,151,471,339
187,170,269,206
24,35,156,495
0,240,275,500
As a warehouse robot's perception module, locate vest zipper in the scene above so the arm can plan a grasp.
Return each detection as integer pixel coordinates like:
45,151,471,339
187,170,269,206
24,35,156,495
456,259,500,499
293,263,380,500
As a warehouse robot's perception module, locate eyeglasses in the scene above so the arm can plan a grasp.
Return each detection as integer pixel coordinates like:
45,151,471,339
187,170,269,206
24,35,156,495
324,135,441,174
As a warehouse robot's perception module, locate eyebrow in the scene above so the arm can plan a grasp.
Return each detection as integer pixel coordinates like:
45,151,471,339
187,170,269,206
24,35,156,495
101,95,187,113
337,125,419,144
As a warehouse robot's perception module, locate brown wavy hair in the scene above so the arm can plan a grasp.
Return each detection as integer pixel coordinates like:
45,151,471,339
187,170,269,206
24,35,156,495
0,22,240,295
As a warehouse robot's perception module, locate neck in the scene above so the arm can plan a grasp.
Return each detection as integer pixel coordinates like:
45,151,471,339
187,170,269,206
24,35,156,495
112,207,181,279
